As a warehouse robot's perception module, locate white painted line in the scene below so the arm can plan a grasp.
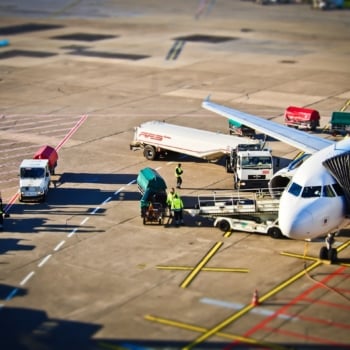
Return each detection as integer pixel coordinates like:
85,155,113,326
20,271,35,286
102,196,112,205
200,297,297,321
80,217,89,225
68,228,78,238
38,254,52,268
54,240,65,251
114,187,125,195
127,180,136,186
155,167,162,170
91,207,100,215
6,288,18,301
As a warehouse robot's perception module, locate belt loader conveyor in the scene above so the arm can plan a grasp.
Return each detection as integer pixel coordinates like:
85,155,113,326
186,188,285,239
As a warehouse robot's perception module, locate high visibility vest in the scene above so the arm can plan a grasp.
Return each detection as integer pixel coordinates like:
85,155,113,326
175,167,183,177
171,197,183,210
167,192,175,205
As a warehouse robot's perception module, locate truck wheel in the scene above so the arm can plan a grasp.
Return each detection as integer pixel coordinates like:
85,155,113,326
143,145,157,160
218,220,230,232
319,246,328,260
268,227,283,239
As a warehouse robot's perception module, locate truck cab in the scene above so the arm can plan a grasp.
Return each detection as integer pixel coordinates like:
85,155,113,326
19,159,51,202
226,144,273,189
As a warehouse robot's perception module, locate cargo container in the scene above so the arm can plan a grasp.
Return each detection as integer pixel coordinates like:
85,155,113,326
33,145,58,175
228,119,255,138
284,106,320,131
329,111,350,136
137,167,167,219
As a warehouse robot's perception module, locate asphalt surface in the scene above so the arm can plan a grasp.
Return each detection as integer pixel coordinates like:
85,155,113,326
0,1,350,349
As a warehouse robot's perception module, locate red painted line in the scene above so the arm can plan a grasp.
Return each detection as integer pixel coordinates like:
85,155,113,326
225,266,348,349
55,115,88,152
263,326,348,346
302,296,350,310
3,192,19,213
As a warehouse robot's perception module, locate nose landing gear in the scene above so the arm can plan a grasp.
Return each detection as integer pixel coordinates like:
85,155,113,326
319,233,337,263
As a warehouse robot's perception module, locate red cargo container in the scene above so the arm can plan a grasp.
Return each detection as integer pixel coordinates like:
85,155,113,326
284,106,320,131
33,145,58,175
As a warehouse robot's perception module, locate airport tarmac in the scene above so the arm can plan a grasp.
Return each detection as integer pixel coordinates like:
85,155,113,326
0,1,350,349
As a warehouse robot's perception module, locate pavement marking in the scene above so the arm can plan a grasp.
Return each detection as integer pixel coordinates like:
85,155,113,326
80,217,89,225
55,114,88,151
54,240,65,251
145,314,286,350
68,228,78,237
157,266,248,273
5,288,19,301
240,266,349,347
91,206,100,215
20,271,35,286
102,196,112,204
200,297,297,321
182,260,322,349
180,241,223,289
38,254,52,267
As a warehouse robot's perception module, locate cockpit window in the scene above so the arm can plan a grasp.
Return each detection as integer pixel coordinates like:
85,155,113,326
288,182,302,197
302,186,322,198
332,183,344,196
323,185,336,197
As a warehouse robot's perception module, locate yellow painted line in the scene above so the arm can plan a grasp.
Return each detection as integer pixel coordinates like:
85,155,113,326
281,251,318,261
223,231,232,238
180,242,223,289
145,315,287,350
156,265,248,273
340,99,350,112
337,239,350,253
183,260,321,349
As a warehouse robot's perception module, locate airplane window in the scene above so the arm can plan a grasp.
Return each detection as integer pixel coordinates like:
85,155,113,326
323,185,336,197
332,183,344,196
302,186,322,198
288,182,302,197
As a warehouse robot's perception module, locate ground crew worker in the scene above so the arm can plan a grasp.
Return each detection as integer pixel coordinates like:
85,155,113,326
166,188,176,217
175,163,183,189
171,193,184,227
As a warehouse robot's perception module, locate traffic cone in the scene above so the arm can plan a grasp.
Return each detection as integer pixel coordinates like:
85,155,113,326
251,289,259,306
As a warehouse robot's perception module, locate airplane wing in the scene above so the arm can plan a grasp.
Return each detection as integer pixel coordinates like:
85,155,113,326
202,99,334,154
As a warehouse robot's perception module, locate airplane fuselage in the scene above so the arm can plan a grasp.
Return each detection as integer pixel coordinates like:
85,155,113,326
279,138,350,240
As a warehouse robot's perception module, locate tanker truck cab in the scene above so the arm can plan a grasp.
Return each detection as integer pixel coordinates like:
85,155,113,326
19,159,51,202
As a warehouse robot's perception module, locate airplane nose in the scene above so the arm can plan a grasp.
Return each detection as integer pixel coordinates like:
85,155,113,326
279,207,314,239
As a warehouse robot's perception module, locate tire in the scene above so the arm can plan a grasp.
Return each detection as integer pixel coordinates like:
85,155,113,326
319,246,328,260
143,145,157,160
268,227,283,239
328,248,337,264
218,220,230,232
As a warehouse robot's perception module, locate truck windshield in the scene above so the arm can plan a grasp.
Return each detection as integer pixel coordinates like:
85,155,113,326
21,167,45,178
241,156,272,169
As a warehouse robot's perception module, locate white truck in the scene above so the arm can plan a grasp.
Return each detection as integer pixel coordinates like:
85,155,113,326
130,121,273,188
19,159,51,202
226,143,274,189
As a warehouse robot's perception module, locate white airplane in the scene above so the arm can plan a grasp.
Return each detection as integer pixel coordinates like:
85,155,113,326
202,97,350,262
